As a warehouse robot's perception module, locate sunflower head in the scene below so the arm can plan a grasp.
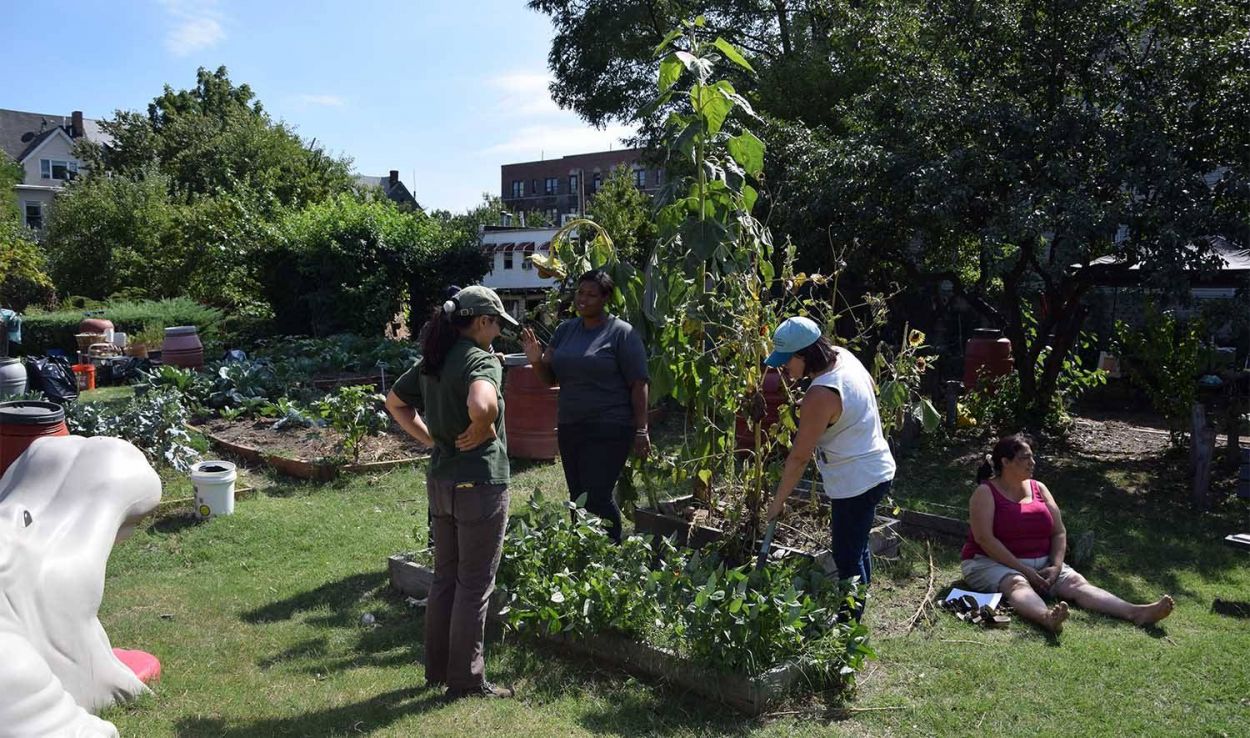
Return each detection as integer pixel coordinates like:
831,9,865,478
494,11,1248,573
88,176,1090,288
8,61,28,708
908,329,925,347
916,356,928,371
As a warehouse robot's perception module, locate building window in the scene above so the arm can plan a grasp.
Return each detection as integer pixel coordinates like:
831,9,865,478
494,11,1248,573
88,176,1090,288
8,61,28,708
504,252,514,270
510,180,523,198
634,168,646,187
24,202,43,230
546,208,558,223
531,179,539,196
545,177,558,195
522,255,533,270
40,159,77,181
591,172,602,193
568,174,579,195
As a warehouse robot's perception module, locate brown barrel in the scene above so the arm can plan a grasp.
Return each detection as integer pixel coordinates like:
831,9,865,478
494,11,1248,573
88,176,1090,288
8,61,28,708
162,326,205,369
735,368,787,453
503,363,559,460
0,400,69,477
963,328,1014,389
79,316,114,335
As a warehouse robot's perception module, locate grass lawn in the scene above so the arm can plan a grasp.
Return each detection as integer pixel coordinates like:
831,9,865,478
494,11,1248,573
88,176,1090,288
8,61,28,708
96,412,1250,736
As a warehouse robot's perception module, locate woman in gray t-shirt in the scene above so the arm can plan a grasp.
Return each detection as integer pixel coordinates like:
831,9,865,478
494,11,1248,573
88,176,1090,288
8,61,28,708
521,270,649,542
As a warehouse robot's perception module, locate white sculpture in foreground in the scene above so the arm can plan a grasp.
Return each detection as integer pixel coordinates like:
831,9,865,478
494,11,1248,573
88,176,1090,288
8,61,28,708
0,435,162,738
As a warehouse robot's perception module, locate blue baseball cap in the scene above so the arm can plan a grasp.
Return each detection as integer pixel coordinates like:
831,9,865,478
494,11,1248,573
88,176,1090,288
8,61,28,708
764,317,822,367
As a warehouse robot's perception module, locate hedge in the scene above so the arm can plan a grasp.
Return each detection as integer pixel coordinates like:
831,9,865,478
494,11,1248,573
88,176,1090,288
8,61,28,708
17,298,223,355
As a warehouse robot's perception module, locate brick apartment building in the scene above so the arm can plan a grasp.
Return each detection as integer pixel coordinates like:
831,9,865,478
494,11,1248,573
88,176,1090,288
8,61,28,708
499,148,663,225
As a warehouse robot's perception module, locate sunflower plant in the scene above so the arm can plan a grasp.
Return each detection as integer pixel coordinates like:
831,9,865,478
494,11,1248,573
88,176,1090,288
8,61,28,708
872,325,941,440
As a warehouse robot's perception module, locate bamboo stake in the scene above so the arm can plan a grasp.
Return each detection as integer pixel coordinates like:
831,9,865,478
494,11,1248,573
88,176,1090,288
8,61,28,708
905,541,936,633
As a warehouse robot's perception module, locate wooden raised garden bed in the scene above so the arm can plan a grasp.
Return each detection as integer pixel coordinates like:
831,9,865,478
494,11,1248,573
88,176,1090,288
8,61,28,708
632,495,901,568
193,418,428,481
386,555,809,715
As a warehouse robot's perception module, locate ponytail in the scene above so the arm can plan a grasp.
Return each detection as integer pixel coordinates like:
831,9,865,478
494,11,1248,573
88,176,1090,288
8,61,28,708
420,297,473,377
975,454,994,485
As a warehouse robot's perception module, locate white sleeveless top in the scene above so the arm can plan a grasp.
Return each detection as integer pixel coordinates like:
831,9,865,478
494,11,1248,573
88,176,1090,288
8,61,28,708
808,347,896,499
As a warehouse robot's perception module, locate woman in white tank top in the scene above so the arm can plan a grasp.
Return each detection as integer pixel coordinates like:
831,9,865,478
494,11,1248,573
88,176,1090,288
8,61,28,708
762,317,896,620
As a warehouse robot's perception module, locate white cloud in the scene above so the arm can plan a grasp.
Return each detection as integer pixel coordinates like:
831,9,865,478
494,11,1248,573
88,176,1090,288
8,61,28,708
291,94,346,108
479,123,635,159
486,71,562,117
160,0,225,57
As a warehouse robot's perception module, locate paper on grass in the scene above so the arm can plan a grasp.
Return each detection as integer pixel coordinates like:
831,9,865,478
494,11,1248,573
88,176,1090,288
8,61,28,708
945,588,1001,609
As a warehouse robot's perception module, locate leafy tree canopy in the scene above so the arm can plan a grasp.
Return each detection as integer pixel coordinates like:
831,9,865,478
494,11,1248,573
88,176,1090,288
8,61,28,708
78,66,353,207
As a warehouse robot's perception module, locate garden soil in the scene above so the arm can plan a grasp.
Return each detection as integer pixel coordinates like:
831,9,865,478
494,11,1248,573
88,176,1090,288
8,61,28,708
197,417,429,464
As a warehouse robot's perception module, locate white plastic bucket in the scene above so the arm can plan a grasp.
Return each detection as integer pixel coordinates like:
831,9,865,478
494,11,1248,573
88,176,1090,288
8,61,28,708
190,460,237,518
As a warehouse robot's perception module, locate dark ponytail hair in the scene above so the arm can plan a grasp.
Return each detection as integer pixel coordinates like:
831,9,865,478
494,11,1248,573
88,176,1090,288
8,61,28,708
420,298,474,377
793,336,838,375
975,433,1032,484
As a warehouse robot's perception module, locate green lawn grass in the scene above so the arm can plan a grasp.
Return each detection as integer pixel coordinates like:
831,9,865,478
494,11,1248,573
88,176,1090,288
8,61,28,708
98,427,1250,736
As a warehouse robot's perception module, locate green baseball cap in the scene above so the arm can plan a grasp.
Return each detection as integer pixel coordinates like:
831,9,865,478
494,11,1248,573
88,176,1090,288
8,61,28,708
446,285,519,327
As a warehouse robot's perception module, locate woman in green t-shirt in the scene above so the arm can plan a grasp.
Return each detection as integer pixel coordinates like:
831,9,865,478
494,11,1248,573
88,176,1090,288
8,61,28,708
385,285,518,700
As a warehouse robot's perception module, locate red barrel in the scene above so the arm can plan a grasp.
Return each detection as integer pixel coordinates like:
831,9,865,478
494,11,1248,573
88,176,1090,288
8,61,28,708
735,368,787,453
162,326,205,369
0,401,69,477
503,363,559,460
963,328,1014,389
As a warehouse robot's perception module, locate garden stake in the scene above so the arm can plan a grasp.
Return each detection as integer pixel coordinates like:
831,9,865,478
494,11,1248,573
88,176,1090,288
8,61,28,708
755,520,777,570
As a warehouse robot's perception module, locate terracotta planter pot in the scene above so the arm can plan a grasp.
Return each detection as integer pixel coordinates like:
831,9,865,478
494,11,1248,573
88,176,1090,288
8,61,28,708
162,326,204,370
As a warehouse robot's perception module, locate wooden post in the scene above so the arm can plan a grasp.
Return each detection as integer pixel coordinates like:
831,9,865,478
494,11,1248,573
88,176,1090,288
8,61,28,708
1192,402,1215,511
944,381,962,430
1225,379,1244,471
1190,403,1206,474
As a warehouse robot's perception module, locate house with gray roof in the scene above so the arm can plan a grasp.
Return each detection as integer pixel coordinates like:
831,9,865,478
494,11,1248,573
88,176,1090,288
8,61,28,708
1,109,109,233
353,170,420,210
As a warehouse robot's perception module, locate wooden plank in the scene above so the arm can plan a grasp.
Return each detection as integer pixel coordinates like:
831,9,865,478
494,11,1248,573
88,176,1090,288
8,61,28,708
896,508,969,540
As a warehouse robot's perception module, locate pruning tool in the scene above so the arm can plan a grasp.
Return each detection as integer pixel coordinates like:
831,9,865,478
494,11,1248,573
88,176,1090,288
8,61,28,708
755,519,778,570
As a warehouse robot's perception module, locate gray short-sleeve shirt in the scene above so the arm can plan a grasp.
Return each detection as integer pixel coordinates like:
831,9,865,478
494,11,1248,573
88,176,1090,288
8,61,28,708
547,315,648,426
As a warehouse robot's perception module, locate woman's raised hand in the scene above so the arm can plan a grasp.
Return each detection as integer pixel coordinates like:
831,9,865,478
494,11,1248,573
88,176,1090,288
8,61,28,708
521,327,543,364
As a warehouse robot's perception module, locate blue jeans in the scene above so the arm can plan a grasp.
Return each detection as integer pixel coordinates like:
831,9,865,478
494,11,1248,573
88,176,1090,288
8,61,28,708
830,479,892,620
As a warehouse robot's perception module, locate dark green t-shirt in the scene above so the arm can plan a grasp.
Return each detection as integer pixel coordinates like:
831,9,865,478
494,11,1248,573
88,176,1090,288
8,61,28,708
391,338,509,484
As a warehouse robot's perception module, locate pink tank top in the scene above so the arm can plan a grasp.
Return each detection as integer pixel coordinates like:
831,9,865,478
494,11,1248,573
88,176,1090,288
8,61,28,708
961,480,1053,560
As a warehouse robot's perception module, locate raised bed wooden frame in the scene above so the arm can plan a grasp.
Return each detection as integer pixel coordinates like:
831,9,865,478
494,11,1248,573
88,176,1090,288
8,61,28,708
194,425,426,481
386,555,813,714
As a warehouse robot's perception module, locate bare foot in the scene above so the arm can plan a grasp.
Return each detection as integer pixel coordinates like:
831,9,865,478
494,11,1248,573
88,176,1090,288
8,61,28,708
1132,595,1174,626
1043,601,1069,633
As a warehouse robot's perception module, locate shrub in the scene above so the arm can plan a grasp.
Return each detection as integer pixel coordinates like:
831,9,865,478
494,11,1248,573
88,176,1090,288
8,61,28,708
19,298,223,355
1115,309,1205,442
0,221,57,311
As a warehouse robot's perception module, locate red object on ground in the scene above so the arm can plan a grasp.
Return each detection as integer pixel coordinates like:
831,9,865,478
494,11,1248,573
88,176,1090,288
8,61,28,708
113,648,162,683
963,328,1014,389
0,401,70,477
71,363,96,391
503,363,560,460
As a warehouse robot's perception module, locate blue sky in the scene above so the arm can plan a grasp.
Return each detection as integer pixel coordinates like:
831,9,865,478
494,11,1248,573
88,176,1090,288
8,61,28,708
0,1,633,212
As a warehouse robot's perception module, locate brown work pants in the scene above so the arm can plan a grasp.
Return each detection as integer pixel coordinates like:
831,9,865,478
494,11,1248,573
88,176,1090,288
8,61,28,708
423,478,509,691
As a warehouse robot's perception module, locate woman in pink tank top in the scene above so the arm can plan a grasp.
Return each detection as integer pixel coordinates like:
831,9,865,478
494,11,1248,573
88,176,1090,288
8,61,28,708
961,434,1174,633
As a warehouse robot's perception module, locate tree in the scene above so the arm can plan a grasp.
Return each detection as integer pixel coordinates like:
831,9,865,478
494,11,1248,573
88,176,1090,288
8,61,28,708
535,0,1250,426
1,158,55,311
77,66,353,207
586,165,656,267
42,171,179,300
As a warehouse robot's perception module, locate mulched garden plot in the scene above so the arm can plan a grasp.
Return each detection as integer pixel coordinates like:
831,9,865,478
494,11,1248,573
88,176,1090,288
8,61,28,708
195,417,429,466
